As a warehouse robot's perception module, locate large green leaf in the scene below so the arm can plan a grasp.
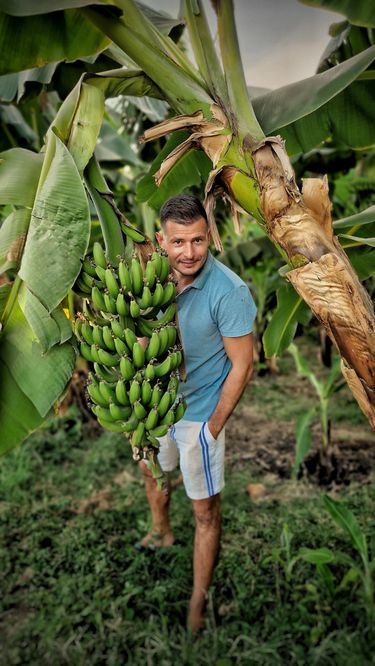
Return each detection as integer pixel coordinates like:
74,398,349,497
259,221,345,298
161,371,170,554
0,0,109,14
0,208,30,274
253,46,375,149
262,283,310,358
0,148,43,206
0,301,75,418
18,136,90,313
0,358,43,456
18,284,71,353
0,282,11,317
298,0,375,28
0,64,57,103
0,10,111,75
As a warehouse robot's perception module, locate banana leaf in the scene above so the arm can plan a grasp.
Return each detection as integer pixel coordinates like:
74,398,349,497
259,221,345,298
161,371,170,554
333,204,375,230
253,46,375,153
263,283,311,358
298,0,375,28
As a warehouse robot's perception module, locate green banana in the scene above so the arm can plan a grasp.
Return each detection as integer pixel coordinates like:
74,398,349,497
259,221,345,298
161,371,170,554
102,326,116,351
160,281,176,307
91,344,102,364
97,418,132,433
93,242,107,269
87,381,108,407
114,337,128,356
115,379,130,406
81,322,94,346
95,264,107,282
140,303,176,330
121,412,140,433
124,328,138,350
120,355,135,381
158,390,172,419
91,285,106,312
165,324,177,348
133,400,147,420
159,408,175,427
151,281,164,307
154,356,172,378
150,383,163,407
144,361,156,381
118,259,132,293
81,271,97,290
99,381,117,405
167,372,179,403
92,324,104,348
137,285,153,310
149,424,169,438
76,277,91,294
103,292,117,315
97,347,120,367
132,341,145,369
159,255,170,284
111,319,126,341
129,379,141,404
94,362,118,383
145,331,160,361
120,220,146,243
144,260,156,289
130,298,141,318
130,257,143,295
150,251,162,276
141,379,152,405
131,420,146,447
116,292,129,317
173,398,187,423
109,402,132,421
82,258,97,277
145,406,159,431
136,318,153,338
80,342,94,362
73,317,83,341
91,404,112,421
105,268,120,299
157,327,170,357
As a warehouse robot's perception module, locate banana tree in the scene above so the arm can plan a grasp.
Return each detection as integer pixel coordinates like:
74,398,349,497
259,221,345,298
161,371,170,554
0,0,374,455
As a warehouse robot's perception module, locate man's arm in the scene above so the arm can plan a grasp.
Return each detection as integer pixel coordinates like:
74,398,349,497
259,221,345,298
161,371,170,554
208,333,254,440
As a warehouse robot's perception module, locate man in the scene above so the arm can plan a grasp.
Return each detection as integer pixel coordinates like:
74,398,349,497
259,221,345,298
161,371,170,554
139,194,256,632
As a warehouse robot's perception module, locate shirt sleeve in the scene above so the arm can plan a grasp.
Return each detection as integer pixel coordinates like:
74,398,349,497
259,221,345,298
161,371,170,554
216,285,257,337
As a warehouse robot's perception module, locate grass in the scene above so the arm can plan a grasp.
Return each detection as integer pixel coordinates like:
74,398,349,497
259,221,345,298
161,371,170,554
1,354,374,665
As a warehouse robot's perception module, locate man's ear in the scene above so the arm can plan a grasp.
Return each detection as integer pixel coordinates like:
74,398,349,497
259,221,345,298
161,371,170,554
155,230,164,248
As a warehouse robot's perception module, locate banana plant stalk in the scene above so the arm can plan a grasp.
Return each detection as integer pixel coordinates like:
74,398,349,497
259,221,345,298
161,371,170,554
82,0,375,428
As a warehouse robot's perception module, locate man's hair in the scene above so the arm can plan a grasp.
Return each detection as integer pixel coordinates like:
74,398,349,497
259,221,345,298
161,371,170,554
160,194,207,227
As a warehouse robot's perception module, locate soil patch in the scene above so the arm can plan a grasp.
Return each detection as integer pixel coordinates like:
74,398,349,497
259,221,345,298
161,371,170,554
226,403,375,486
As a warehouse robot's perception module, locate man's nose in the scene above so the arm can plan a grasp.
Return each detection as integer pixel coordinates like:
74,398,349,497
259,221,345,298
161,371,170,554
184,244,194,258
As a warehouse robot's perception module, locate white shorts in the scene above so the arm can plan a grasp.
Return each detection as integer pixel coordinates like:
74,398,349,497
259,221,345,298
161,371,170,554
156,420,225,501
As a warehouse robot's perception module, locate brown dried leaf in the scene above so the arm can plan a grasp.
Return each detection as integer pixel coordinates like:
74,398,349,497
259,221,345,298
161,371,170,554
302,175,333,239
341,362,375,428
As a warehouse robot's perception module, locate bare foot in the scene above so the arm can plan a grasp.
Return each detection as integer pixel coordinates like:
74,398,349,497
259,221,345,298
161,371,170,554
138,530,175,549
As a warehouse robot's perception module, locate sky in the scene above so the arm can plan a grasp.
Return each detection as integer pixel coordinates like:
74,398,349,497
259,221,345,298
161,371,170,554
148,0,342,90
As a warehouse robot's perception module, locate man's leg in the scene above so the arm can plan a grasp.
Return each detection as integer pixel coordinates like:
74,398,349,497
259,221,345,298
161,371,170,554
138,461,174,548
188,493,221,631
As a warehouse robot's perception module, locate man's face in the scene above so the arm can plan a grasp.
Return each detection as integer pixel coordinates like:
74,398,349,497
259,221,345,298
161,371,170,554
156,216,210,281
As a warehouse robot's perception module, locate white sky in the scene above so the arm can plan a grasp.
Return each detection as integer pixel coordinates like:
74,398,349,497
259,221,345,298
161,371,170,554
150,0,342,89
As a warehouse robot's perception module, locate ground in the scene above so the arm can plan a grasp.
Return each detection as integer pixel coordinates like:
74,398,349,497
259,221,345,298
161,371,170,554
0,340,374,665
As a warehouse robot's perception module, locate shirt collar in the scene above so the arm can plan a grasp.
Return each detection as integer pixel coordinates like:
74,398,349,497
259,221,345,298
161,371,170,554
177,251,214,294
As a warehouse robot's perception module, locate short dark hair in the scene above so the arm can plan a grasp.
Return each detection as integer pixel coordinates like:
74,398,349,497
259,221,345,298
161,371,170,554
160,194,207,227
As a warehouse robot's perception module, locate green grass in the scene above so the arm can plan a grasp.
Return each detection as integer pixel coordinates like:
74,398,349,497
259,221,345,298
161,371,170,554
1,399,374,666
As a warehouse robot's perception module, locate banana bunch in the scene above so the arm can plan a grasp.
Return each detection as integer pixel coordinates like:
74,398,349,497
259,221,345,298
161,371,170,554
73,242,186,465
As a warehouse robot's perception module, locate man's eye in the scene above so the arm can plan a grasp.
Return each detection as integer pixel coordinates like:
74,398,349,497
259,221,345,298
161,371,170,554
173,240,182,246
194,239,202,244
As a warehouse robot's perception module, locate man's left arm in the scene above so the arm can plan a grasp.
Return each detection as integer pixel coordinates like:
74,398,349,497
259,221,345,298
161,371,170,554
208,333,254,440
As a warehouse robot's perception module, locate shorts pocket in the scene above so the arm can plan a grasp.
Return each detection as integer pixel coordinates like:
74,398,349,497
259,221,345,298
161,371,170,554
203,421,218,445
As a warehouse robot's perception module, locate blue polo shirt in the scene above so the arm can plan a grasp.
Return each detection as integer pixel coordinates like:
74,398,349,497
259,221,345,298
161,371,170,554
176,252,257,421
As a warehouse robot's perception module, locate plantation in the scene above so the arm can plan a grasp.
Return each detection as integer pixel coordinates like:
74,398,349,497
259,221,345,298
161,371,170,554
0,0,375,662
1,346,374,665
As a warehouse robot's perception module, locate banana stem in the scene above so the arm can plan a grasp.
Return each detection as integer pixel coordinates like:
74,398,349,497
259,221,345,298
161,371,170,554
147,448,167,492
0,275,22,330
84,155,125,264
215,0,264,141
